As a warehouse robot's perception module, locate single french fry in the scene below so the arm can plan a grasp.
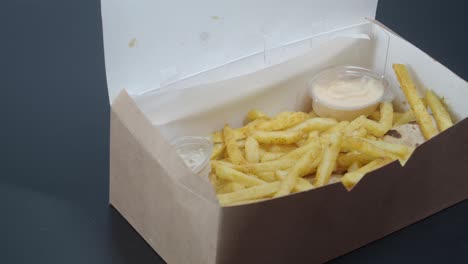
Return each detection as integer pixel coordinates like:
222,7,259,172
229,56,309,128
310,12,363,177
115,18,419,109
341,158,392,190
211,143,225,160
393,64,438,139
341,136,399,161
260,152,285,162
256,111,309,131
245,137,260,163
275,170,315,192
256,171,277,182
322,121,350,137
237,119,265,135
393,110,416,126
218,182,281,206
224,125,247,165
275,141,322,197
215,164,266,187
348,161,360,172
287,117,338,133
252,130,303,144
217,182,245,194
371,111,404,124
234,159,296,174
314,132,343,187
343,115,367,136
278,140,320,160
361,138,414,163
363,102,393,137
247,109,270,122
426,90,453,131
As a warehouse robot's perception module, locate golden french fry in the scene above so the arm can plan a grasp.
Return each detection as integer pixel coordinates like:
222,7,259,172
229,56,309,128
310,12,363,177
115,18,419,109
371,111,404,124
275,141,322,197
245,137,260,163
252,130,303,144
234,159,296,174
393,110,416,126
341,158,392,190
348,161,360,172
275,170,315,193
393,64,438,139
314,132,343,187
321,121,350,137
361,138,414,163
217,182,245,194
267,144,297,153
426,90,453,131
260,152,284,162
224,125,247,165
343,115,367,136
287,117,338,132
247,109,270,122
256,111,309,131
278,140,320,160
341,136,399,161
218,182,281,206
211,143,225,160
237,119,266,135
255,171,277,182
215,163,266,187
363,102,393,137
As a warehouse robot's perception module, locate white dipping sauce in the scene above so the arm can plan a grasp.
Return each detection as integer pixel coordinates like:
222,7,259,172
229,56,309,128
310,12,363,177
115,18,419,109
313,76,385,109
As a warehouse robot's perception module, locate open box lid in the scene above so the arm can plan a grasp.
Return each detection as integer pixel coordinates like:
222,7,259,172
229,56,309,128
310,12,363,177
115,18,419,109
101,0,379,102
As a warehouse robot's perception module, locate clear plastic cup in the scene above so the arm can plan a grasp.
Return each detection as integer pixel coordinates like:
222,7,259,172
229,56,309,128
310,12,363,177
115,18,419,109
171,136,213,177
308,66,392,121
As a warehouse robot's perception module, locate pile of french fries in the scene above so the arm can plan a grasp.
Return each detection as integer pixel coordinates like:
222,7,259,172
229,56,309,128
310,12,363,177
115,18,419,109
209,64,453,206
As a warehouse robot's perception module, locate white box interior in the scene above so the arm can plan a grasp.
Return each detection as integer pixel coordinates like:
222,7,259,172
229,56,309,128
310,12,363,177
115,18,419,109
133,21,468,143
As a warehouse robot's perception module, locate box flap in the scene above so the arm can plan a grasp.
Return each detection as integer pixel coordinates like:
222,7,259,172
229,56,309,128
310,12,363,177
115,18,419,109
101,0,378,102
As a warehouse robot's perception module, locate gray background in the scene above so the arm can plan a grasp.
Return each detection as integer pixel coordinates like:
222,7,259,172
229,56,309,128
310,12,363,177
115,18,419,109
1,0,467,263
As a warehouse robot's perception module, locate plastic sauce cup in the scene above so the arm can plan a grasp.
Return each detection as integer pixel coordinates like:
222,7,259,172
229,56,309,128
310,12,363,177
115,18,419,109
172,136,213,177
308,66,392,121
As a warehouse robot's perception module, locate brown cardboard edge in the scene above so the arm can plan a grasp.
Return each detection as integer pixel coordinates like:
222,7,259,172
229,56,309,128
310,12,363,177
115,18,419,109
216,118,468,264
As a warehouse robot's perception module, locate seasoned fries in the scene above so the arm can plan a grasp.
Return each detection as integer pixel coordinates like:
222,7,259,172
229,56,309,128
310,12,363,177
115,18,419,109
256,111,309,131
426,90,453,131
275,141,321,197
252,130,303,144
206,63,454,206
223,125,247,165
315,132,343,187
393,64,438,139
341,159,393,190
245,137,260,163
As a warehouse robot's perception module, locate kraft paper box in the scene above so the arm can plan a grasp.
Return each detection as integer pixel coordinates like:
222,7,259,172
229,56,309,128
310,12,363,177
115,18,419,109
101,0,468,263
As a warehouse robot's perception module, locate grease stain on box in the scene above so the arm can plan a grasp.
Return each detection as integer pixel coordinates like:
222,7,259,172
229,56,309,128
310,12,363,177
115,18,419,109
128,38,137,48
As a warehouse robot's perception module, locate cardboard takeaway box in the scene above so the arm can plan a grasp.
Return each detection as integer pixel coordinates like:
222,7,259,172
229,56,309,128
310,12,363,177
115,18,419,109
101,0,468,263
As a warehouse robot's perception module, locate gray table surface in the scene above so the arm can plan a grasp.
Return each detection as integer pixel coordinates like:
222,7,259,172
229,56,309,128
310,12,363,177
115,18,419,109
2,0,468,263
